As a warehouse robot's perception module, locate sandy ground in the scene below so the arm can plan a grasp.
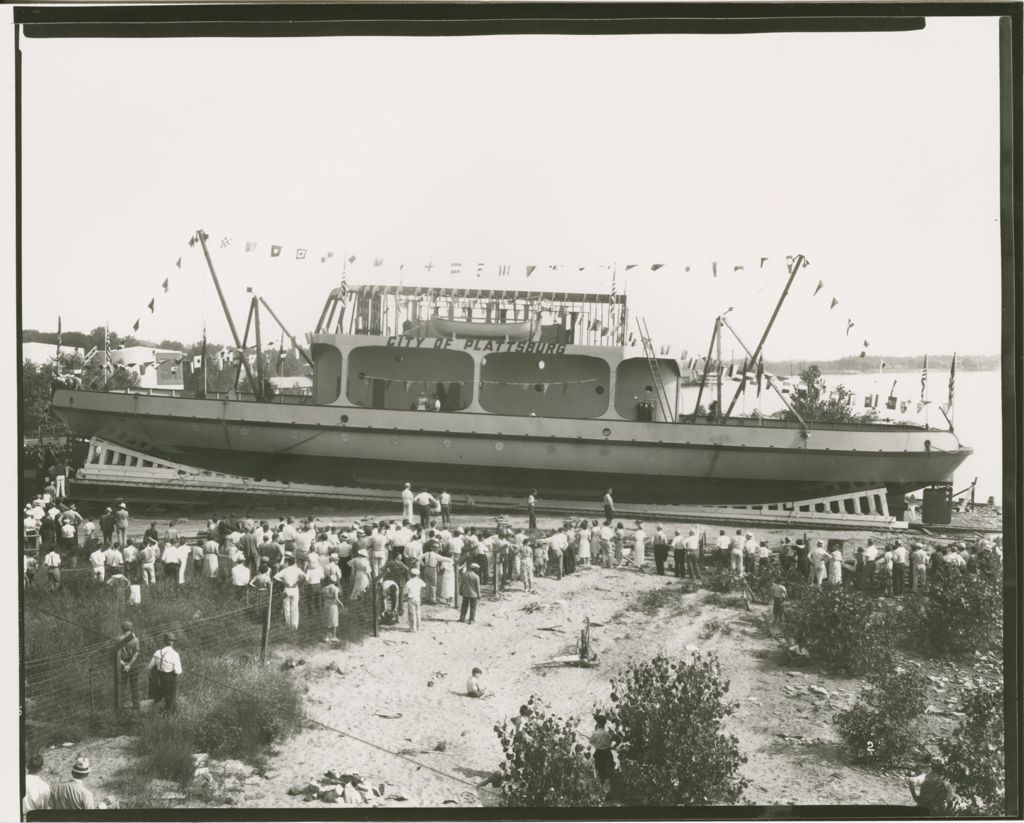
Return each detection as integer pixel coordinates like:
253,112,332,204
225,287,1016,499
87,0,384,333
34,508,1001,810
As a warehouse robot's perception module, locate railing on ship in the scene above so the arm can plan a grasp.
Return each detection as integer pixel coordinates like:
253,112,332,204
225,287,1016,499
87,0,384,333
315,285,631,347
96,388,932,432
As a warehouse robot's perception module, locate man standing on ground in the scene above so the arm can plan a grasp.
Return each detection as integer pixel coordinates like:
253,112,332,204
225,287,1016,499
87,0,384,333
43,547,62,591
590,715,616,789
716,529,732,569
892,539,908,596
114,503,129,547
49,756,95,810
89,544,106,581
527,489,538,530
404,567,425,632
808,539,828,586
420,540,440,603
274,555,306,630
413,490,439,531
684,529,702,580
652,525,669,576
671,530,686,578
910,543,929,592
140,538,158,586
117,621,141,711
864,539,879,591
459,562,481,624
23,754,50,814
148,633,182,713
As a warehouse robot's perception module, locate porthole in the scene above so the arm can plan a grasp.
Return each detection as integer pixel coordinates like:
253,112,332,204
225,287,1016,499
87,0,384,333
240,427,249,436
481,357,488,366
340,414,349,424
595,385,605,395
393,354,403,363
645,385,653,394
602,427,612,437
443,439,452,448
495,442,505,452
538,360,546,370
290,432,298,440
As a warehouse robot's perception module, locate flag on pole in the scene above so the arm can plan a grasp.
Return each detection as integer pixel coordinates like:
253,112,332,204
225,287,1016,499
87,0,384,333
921,354,928,400
756,357,764,395
132,318,140,333
476,263,484,278
948,352,957,408
148,298,155,313
499,264,510,278
813,280,824,297
175,256,182,269
451,262,462,276
712,262,718,278
162,278,169,292
625,264,637,271
271,245,282,258
863,339,870,348
526,265,536,277
760,257,768,268
347,255,357,263
220,237,232,248
651,264,664,271
846,319,855,336
829,297,838,310
296,249,307,260
193,355,203,369
734,265,744,272
245,241,257,253
373,257,383,267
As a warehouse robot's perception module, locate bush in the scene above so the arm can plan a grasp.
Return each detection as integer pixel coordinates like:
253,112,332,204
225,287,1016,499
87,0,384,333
494,697,605,807
602,652,748,805
904,565,1002,655
135,659,303,782
786,585,898,674
940,681,1005,815
835,667,928,764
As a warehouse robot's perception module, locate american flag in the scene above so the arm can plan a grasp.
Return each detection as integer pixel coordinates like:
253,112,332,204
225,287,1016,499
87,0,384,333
921,354,928,400
948,353,957,407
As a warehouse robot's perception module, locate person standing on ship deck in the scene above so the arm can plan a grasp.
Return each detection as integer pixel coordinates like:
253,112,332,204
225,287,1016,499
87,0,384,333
602,489,615,522
413,491,438,531
401,483,414,522
439,489,452,528
527,490,538,530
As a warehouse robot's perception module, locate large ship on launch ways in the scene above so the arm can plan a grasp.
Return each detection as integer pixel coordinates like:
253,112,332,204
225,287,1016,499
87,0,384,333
50,235,971,518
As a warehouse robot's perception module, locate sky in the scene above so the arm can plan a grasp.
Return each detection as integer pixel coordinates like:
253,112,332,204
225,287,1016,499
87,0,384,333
17,16,1003,362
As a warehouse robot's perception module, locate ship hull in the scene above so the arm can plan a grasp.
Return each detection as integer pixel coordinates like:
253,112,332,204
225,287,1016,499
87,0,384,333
51,389,971,506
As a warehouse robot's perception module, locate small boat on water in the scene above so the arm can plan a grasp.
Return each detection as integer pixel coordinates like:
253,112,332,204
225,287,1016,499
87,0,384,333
50,233,972,517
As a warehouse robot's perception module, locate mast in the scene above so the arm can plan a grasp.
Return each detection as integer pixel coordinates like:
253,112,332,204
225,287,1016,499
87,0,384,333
259,297,314,369
723,253,805,420
195,230,261,400
715,315,723,422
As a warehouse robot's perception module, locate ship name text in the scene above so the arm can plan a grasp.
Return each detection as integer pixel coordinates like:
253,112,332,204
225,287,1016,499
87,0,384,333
385,336,567,355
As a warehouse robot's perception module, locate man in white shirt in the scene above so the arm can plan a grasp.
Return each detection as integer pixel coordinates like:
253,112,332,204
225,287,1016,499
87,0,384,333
683,529,702,580
891,540,909,596
413,491,439,531
449,529,464,563
401,483,414,522
742,533,759,576
230,556,251,600
526,490,538,529
24,754,50,814
89,546,107,581
369,528,388,575
148,633,183,713
864,540,879,589
439,489,452,528
716,529,732,568
404,568,426,632
274,556,306,630
43,548,62,590
404,532,424,565
808,539,829,586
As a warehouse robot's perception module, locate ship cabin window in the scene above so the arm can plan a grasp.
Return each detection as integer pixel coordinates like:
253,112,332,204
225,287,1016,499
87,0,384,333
312,343,343,404
479,353,610,418
614,358,680,421
346,346,474,411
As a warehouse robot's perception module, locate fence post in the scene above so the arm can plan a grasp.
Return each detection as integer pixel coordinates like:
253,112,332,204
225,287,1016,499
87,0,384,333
453,561,459,612
260,580,274,665
112,648,121,717
371,573,378,638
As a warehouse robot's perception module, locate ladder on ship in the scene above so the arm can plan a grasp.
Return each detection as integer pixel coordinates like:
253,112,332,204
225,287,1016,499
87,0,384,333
636,317,674,423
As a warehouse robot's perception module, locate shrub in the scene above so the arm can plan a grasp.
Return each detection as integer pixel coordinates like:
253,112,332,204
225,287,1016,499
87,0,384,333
904,565,1002,655
602,652,747,805
786,585,898,674
940,681,1005,815
494,697,605,807
835,666,928,764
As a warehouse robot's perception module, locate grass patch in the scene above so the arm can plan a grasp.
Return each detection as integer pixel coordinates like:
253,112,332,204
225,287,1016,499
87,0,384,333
613,583,693,619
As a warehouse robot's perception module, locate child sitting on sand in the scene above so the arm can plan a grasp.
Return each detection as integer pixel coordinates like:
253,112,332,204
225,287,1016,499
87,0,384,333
466,667,488,698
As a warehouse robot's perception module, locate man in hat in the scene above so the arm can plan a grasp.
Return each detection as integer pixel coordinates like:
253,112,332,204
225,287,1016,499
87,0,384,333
49,755,95,810
651,524,669,575
808,539,829,586
114,503,130,547
117,621,141,711
99,507,115,548
42,545,62,591
459,562,481,624
908,756,958,814
148,632,183,712
684,528,703,580
401,482,414,522
794,538,809,580
891,538,908,596
527,490,538,530
742,532,758,576
140,537,158,585
864,538,879,591
404,567,426,632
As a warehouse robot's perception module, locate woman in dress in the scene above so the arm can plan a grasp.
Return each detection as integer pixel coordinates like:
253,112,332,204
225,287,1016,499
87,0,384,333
322,578,344,642
577,519,591,566
437,550,455,605
632,522,646,569
348,548,371,599
828,546,844,586
613,523,625,566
